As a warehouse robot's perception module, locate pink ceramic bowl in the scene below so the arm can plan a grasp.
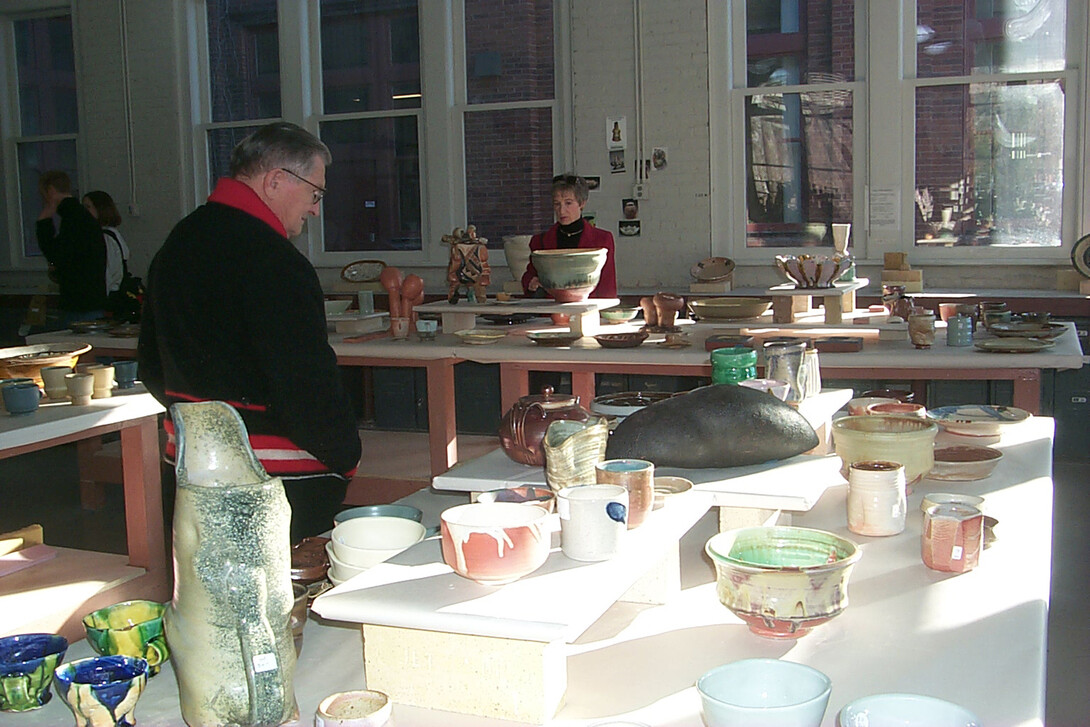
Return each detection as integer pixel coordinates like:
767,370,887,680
440,503,551,585
866,401,927,418
847,397,897,416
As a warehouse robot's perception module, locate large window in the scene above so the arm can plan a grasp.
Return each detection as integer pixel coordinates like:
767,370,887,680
12,13,79,259
195,1,561,262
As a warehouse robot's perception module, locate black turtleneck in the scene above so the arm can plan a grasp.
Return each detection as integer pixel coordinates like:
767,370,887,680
556,219,584,249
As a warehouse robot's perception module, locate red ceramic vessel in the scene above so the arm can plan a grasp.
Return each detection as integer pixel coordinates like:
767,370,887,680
440,503,550,585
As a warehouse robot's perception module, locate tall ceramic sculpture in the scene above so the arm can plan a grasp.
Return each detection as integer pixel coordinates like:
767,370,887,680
164,401,298,727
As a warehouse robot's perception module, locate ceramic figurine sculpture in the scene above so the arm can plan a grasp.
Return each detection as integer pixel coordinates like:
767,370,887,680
165,401,298,727
444,225,491,303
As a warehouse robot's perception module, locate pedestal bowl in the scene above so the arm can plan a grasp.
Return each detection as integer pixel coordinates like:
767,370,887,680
440,502,550,585
706,526,861,639
531,248,608,302
774,254,852,289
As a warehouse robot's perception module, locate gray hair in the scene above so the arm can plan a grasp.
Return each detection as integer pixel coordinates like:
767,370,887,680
229,122,332,178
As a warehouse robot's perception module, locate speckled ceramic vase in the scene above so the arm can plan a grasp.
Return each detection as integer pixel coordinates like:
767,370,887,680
165,401,298,727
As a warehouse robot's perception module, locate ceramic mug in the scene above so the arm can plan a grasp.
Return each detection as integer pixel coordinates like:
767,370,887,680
112,360,139,389
595,459,654,529
40,366,73,399
558,484,628,561
66,372,94,405
2,382,41,415
946,314,973,347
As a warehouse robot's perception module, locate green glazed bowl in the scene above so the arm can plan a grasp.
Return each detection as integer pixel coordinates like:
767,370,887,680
83,600,169,676
0,633,68,712
531,248,608,302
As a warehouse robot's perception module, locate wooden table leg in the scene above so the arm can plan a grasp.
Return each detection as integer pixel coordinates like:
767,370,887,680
120,416,165,574
771,297,795,324
824,294,845,324
500,363,531,411
572,371,596,409
76,438,108,510
426,359,458,476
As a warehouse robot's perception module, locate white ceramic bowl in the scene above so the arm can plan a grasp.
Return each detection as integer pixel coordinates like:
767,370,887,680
698,658,832,727
738,378,790,401
315,689,392,727
325,540,367,581
331,516,427,569
324,299,352,316
837,693,980,726
920,492,985,513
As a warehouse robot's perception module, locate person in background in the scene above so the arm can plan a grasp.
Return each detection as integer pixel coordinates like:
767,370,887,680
521,174,617,298
36,171,108,325
82,190,131,296
138,122,362,542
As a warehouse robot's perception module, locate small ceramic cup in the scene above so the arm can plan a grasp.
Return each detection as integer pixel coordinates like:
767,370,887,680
0,378,34,413
558,484,628,561
595,459,655,529
357,290,375,314
0,633,68,712
40,365,74,399
53,655,149,727
315,689,392,727
112,360,139,389
86,364,116,399
390,316,410,339
415,319,438,341
66,372,95,406
82,600,169,676
1,382,41,415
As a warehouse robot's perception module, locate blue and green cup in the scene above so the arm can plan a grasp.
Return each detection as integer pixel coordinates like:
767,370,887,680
82,600,169,676
0,633,68,712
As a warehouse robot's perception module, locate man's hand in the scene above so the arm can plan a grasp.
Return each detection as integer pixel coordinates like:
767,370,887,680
38,186,62,220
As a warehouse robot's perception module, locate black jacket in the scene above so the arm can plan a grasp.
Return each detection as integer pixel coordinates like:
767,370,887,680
36,197,108,312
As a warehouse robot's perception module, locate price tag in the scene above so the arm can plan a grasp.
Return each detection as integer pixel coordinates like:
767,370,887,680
253,653,278,673
951,545,963,561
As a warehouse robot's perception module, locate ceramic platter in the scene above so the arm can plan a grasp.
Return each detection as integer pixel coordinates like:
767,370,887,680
690,256,735,282
1072,233,1090,278
340,259,387,283
989,321,1066,339
453,329,506,345
974,337,1053,353
688,297,772,320
526,331,581,347
926,445,1004,482
594,332,649,348
68,319,113,333
927,404,1031,437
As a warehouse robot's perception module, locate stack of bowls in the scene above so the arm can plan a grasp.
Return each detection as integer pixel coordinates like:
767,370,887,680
329,516,427,585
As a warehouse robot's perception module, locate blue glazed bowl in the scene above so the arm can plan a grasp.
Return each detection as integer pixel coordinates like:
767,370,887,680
333,504,424,529
0,633,69,712
54,655,149,727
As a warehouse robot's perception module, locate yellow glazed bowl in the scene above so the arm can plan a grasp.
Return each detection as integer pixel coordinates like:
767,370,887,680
832,415,938,485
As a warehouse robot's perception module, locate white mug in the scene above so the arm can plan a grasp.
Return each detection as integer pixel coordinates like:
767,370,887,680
557,484,628,562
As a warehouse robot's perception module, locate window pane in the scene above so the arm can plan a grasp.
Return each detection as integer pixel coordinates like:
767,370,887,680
917,0,1066,78
17,140,77,257
914,81,1063,247
207,0,281,122
464,108,554,247
320,0,420,114
207,126,263,187
320,117,422,252
465,0,554,104
747,0,854,87
745,90,853,247
14,16,78,135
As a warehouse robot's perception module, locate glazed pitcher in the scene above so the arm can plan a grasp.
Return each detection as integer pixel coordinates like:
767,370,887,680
165,401,298,727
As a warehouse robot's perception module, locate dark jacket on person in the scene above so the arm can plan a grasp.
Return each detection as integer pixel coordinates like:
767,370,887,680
36,197,108,312
137,178,361,481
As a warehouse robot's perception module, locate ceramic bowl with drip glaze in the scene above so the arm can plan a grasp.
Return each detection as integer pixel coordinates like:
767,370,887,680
440,502,551,585
530,248,608,302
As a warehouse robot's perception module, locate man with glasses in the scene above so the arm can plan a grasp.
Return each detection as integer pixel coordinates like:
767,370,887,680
138,122,362,541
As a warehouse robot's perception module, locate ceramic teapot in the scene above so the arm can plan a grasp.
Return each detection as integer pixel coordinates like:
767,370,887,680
499,386,593,466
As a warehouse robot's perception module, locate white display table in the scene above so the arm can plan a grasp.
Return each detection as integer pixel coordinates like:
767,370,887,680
414,297,620,337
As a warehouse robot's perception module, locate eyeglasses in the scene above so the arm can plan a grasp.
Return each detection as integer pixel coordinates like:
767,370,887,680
279,167,326,204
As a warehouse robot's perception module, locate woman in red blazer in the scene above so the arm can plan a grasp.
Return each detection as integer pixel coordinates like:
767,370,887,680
521,174,617,298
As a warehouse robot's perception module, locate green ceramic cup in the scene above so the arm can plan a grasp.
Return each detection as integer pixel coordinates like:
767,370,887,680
0,633,68,712
82,600,169,676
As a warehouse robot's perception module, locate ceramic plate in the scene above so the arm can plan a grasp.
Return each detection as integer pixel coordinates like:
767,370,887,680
1072,232,1090,278
527,331,581,347
594,332,649,348
989,322,1066,339
453,329,506,345
927,405,1031,436
654,477,693,496
974,337,1053,353
690,256,735,282
340,259,386,283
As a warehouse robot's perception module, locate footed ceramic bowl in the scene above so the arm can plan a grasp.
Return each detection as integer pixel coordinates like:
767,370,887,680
324,299,352,316
698,658,832,727
82,600,169,676
53,655,149,727
837,693,980,726
531,248,608,302
599,305,641,324
706,526,860,639
775,254,853,289
440,502,551,585
0,633,68,712
832,415,938,485
331,516,427,569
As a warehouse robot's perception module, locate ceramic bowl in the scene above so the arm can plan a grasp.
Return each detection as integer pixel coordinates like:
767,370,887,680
334,504,424,528
690,256,736,282
53,655,149,727
324,299,352,316
0,343,92,385
440,502,551,585
82,600,169,676
867,401,927,418
325,540,369,581
527,330,582,347
927,405,1031,437
775,254,853,289
315,689,392,727
0,633,68,712
705,526,861,639
689,297,772,320
530,248,608,302
454,329,507,345
847,396,898,416
331,516,427,569
590,391,675,423
738,378,790,401
594,331,649,349
832,415,939,485
599,306,641,324
920,492,985,513
653,476,693,508
927,445,1003,481
697,658,832,727
477,485,557,513
837,693,980,726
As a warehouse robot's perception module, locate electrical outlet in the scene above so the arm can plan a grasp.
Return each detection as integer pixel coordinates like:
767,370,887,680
633,183,648,200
